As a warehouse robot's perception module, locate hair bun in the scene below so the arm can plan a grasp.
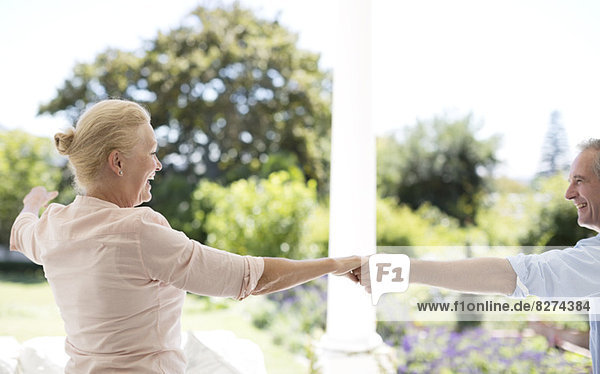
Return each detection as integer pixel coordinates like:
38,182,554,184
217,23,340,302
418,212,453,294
54,128,75,155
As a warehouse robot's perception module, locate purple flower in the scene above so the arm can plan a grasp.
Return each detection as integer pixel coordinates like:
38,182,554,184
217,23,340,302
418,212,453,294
402,336,414,353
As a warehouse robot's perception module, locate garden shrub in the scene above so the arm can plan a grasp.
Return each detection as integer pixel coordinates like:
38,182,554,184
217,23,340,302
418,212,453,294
190,170,318,259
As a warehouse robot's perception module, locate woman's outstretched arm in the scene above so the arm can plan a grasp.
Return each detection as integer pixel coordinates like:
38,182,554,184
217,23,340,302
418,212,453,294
252,256,365,295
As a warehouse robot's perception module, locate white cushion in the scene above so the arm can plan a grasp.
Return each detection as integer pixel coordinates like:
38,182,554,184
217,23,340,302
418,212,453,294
19,336,69,374
0,337,20,374
183,330,267,374
0,331,266,374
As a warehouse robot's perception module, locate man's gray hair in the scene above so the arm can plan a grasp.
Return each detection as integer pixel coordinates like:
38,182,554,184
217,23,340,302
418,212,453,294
579,138,600,178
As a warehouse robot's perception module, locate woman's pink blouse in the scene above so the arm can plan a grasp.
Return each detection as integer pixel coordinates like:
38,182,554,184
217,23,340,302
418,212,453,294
10,195,264,373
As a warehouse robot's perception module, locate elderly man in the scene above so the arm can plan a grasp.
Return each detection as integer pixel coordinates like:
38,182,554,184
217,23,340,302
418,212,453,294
361,139,600,372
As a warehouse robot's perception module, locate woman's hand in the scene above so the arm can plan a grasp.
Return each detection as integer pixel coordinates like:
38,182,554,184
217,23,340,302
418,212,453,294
22,186,59,216
332,256,369,284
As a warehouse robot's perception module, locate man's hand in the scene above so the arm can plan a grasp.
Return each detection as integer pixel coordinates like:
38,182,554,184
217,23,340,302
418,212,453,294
356,257,372,293
22,186,58,216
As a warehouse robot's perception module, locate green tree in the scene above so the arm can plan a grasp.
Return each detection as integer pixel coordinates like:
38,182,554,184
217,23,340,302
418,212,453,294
38,3,333,225
377,115,500,225
376,135,403,199
188,170,318,259
520,174,594,248
475,178,532,246
0,131,62,245
538,110,570,177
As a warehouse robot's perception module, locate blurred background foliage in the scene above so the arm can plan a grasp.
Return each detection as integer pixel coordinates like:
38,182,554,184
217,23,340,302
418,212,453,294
376,114,500,226
0,131,65,245
1,2,594,371
38,3,332,195
3,2,589,255
189,169,320,259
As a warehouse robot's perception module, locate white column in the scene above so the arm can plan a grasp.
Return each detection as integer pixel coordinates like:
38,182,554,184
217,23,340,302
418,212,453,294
318,0,382,368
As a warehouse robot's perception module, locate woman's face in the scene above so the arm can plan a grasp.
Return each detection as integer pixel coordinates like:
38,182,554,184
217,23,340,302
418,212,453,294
122,123,162,206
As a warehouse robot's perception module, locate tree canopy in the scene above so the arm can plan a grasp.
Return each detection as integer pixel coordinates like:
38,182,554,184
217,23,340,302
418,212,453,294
538,110,570,177
39,3,332,196
377,115,500,225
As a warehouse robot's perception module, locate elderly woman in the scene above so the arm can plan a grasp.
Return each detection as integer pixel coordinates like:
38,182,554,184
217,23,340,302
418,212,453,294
10,99,363,373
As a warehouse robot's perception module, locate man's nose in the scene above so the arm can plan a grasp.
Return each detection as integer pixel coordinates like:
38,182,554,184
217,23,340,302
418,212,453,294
564,183,577,200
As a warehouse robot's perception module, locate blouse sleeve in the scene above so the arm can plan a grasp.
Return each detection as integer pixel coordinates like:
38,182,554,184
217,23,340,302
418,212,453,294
137,209,264,300
9,212,43,265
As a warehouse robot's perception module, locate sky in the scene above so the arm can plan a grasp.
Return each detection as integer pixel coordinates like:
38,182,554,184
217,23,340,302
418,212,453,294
1,0,599,180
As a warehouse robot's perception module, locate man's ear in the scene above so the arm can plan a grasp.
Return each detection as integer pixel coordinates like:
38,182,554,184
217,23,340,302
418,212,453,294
107,150,123,176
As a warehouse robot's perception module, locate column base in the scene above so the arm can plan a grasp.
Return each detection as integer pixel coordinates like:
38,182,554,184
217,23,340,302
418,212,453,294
318,332,382,353
314,337,397,374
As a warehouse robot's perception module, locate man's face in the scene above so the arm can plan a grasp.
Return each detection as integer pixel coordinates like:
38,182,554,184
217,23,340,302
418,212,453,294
565,149,600,232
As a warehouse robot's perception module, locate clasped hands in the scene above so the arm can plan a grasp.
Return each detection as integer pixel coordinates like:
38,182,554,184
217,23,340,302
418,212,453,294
332,255,372,293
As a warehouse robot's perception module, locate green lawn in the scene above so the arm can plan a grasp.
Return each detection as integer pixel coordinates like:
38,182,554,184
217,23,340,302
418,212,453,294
0,270,307,374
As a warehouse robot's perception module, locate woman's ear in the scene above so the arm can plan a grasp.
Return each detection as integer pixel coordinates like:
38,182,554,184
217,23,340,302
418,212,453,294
107,150,123,176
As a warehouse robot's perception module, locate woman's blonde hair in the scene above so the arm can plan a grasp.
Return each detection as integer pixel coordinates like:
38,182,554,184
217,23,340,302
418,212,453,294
54,99,151,192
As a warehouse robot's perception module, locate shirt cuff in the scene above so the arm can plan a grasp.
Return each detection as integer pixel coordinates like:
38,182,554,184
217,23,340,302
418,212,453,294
506,255,529,298
236,256,265,300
